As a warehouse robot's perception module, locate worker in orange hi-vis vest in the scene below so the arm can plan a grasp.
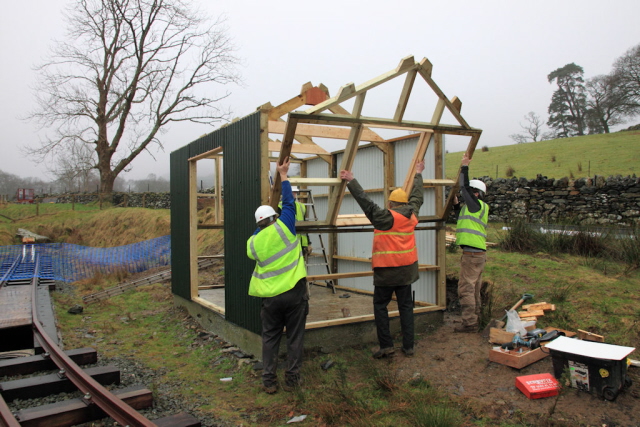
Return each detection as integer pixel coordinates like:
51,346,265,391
339,160,424,359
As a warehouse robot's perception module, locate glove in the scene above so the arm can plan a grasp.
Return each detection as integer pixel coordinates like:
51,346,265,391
305,245,313,256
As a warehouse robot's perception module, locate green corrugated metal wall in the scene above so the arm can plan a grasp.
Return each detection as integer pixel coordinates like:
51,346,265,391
170,145,191,300
170,111,263,334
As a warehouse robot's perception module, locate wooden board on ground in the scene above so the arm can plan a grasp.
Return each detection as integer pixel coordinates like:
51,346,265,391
489,346,549,369
518,310,545,318
577,329,605,342
522,302,556,311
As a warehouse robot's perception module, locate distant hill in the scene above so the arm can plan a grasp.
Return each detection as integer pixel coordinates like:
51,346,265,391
444,130,639,180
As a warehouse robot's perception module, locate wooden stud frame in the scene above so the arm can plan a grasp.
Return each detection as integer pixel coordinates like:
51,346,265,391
191,56,482,315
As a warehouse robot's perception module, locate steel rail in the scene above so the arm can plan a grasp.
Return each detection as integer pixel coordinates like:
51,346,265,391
0,393,21,427
30,255,158,427
0,255,21,286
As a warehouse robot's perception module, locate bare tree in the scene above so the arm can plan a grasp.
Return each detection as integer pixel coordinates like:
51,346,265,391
26,0,240,193
585,75,631,134
612,43,640,109
509,111,545,143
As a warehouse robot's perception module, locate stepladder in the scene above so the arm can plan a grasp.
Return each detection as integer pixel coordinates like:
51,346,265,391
296,189,336,293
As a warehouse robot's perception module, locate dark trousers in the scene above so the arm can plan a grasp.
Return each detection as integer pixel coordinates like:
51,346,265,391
260,278,309,387
373,285,414,350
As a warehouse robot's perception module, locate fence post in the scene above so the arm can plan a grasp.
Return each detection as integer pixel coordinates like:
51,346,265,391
36,198,39,216
99,193,103,210
72,194,75,211
143,194,146,209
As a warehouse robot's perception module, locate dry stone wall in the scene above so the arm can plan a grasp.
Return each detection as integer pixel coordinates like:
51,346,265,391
473,174,640,225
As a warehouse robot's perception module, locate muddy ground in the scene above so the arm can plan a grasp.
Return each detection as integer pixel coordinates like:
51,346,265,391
390,310,640,426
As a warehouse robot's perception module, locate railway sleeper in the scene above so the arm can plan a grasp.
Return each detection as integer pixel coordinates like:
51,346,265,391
0,348,97,377
0,365,120,401
14,384,153,427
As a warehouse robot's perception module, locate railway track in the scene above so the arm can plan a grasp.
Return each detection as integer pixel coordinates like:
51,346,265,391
0,251,201,427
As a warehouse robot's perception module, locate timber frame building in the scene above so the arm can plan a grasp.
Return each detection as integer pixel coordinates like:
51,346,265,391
170,56,482,356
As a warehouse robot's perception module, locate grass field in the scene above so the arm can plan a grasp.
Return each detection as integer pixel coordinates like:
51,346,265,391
444,130,640,180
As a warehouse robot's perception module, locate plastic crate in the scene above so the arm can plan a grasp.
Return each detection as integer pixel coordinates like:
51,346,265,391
545,336,635,401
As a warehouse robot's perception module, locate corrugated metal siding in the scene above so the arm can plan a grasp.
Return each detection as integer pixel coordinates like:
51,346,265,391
327,137,439,304
306,158,331,195
336,146,384,190
170,146,192,300
171,111,263,334
222,112,263,334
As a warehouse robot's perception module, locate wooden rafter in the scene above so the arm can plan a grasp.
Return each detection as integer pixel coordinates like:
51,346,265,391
416,58,470,129
401,131,431,194
305,55,417,114
394,69,417,122
324,124,364,224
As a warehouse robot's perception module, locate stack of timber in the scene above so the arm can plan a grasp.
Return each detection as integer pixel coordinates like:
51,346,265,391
518,302,556,322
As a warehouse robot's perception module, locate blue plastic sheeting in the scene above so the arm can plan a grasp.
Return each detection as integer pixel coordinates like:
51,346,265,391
0,236,171,282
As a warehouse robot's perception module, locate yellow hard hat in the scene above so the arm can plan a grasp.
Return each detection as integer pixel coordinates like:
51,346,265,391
389,188,408,203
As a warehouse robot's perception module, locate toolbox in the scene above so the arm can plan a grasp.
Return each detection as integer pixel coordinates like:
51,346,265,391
545,336,635,401
516,373,560,399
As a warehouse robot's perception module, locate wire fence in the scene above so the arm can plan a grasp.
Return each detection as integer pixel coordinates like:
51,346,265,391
0,235,171,282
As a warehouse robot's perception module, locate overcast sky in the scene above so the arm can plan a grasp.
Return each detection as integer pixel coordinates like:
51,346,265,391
1,0,638,181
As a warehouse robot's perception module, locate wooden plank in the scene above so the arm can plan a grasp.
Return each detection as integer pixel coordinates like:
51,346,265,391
189,159,199,300
402,132,430,194
519,310,545,318
577,329,605,343
305,55,417,114
288,177,342,186
268,141,330,155
268,115,298,208
154,412,202,427
352,92,366,118
394,69,417,122
268,120,384,142
188,146,223,162
325,124,363,224
489,328,516,345
522,302,556,311
489,347,548,369
291,112,482,136
423,179,455,186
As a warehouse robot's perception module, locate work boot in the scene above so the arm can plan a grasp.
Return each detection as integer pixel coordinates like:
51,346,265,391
262,383,277,394
372,347,395,359
401,347,415,357
454,324,479,333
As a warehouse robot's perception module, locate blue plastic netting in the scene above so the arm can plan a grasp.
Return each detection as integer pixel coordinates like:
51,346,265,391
0,235,171,282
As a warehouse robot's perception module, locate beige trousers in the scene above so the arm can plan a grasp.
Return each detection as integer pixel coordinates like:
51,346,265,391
458,251,486,327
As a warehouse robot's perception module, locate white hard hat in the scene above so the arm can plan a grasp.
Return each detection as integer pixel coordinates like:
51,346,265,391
469,179,487,194
254,205,277,223
291,186,299,192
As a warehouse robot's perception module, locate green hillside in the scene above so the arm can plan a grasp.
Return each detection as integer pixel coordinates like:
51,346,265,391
444,130,640,180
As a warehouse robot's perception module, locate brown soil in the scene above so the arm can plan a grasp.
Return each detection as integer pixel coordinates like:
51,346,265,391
397,311,640,426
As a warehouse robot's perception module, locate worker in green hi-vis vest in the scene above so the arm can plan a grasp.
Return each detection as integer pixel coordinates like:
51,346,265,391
453,152,489,333
278,186,311,257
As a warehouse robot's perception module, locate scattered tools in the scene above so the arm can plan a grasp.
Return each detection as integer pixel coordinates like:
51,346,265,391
500,329,565,351
482,293,534,338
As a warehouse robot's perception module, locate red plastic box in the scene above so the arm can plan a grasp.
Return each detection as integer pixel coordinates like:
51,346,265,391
516,373,560,399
